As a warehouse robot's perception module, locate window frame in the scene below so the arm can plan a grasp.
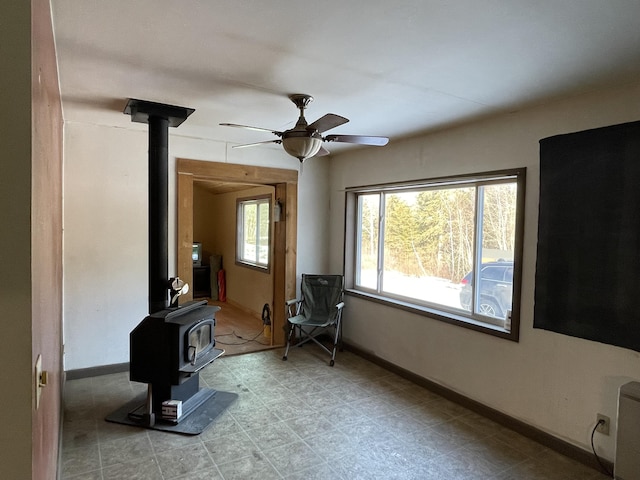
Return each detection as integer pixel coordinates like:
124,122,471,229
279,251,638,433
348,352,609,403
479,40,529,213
235,194,272,272
344,168,526,341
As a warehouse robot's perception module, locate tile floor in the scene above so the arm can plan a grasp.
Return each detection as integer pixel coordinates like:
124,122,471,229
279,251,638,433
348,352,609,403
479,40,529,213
61,346,611,479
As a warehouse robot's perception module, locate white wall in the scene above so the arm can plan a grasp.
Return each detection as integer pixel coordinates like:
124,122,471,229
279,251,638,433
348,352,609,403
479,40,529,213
328,83,640,461
63,122,329,370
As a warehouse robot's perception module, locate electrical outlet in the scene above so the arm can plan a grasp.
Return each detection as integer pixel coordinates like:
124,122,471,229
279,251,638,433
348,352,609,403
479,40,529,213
596,413,610,435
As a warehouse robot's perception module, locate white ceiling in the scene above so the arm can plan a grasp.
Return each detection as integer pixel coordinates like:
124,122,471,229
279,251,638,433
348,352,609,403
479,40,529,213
51,0,640,157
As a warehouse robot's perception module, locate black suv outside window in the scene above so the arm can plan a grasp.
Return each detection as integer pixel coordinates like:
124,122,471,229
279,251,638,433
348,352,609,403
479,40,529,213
460,261,514,322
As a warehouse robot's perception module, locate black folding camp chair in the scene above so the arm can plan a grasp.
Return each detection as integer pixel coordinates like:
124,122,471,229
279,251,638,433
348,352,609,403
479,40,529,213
282,274,345,366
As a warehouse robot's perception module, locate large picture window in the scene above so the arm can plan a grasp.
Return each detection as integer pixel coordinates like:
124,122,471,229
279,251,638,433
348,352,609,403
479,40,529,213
236,195,271,271
345,169,525,339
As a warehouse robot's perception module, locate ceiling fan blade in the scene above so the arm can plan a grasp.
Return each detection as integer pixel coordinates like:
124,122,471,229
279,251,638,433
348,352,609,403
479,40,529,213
314,146,331,157
324,134,389,146
220,123,282,136
232,139,282,149
307,114,349,134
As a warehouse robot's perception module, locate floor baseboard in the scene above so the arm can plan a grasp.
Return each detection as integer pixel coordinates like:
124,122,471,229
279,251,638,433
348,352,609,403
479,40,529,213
65,362,129,380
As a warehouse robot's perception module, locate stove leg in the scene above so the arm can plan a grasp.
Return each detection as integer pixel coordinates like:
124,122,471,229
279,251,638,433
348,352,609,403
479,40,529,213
142,384,155,427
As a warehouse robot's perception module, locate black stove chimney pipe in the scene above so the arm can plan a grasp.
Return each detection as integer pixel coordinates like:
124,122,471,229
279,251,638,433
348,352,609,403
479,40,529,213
124,99,195,314
148,115,169,314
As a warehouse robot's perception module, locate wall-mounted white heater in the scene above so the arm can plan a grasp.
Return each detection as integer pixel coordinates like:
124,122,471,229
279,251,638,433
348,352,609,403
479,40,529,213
615,381,640,480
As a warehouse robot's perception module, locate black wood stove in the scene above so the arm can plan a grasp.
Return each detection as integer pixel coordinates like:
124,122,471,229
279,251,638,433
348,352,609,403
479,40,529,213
121,99,228,427
129,299,224,423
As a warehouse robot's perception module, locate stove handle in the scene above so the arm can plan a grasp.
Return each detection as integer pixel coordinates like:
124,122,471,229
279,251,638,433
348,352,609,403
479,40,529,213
187,345,197,365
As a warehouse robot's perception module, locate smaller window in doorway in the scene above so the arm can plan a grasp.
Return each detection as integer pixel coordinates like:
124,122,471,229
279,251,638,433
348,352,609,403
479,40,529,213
236,195,271,271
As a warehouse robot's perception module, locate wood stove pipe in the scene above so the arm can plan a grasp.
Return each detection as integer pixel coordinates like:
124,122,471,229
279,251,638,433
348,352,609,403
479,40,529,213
124,99,195,314
148,115,169,314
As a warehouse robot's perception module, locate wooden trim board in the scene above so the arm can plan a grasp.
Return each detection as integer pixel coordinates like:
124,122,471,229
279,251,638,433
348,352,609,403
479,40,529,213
176,159,298,346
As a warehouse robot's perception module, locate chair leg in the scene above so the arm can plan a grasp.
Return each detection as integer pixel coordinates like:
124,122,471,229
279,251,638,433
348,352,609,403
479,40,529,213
329,319,341,367
282,322,295,361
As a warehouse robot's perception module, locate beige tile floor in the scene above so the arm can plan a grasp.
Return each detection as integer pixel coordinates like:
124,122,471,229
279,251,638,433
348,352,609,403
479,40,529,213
61,346,611,479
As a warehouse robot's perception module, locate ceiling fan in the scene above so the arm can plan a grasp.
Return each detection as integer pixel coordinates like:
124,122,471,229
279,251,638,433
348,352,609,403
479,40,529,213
220,94,389,162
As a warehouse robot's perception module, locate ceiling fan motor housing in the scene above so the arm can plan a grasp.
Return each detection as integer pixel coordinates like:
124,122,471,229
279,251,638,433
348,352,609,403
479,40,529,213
282,94,322,161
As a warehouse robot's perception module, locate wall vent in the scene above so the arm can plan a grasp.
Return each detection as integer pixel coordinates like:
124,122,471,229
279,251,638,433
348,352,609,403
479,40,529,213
615,381,640,479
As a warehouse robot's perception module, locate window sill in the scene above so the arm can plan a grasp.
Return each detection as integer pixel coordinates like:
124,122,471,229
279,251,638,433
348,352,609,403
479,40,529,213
235,260,270,274
345,288,518,341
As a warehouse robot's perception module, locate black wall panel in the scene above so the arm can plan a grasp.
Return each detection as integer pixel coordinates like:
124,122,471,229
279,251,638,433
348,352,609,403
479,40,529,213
534,120,640,352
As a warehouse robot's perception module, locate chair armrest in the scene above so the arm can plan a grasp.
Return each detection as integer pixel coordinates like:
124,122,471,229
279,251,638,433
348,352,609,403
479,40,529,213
286,298,301,306
336,302,345,310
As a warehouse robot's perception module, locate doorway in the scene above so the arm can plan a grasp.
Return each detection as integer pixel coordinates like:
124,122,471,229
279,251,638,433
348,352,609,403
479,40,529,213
176,158,298,347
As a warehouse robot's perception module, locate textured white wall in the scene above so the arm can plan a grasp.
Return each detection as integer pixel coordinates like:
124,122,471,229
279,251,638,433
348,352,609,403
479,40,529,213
63,122,329,370
63,125,148,371
328,83,640,461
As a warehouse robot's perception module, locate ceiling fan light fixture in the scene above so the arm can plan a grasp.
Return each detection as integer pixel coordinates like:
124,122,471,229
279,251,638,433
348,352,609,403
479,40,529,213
282,135,323,161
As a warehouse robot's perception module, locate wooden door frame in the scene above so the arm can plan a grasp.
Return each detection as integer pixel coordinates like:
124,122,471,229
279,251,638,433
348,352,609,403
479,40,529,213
176,158,298,346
